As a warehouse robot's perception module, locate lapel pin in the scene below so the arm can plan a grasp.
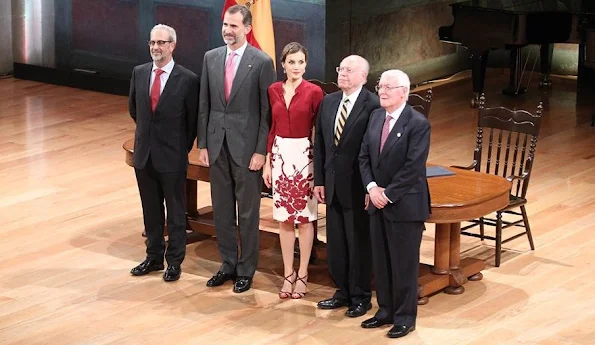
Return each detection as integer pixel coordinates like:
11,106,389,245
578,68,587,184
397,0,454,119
397,132,402,138
248,64,252,68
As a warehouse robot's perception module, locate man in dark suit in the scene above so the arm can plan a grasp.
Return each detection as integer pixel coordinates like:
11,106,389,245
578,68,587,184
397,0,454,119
198,5,276,293
358,69,431,338
313,55,380,317
128,24,199,282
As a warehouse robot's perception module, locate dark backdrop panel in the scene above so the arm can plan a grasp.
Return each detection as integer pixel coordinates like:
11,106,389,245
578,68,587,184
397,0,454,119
71,0,137,59
273,19,306,78
54,0,326,81
155,3,210,73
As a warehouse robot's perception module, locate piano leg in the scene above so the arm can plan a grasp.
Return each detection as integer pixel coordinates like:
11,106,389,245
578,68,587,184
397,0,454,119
503,46,527,96
539,44,553,88
470,51,489,108
578,41,595,88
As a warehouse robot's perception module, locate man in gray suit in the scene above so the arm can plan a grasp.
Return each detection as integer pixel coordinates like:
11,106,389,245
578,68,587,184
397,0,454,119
198,4,276,293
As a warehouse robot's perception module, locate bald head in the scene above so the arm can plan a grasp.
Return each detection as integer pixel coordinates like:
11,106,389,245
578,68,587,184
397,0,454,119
337,55,369,95
377,69,411,113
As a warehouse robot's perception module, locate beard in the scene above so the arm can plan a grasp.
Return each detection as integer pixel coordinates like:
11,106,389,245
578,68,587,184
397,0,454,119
223,33,240,45
151,52,163,62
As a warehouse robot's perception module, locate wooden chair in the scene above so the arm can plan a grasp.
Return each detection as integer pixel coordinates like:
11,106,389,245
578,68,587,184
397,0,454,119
453,94,543,267
308,79,340,95
408,89,433,118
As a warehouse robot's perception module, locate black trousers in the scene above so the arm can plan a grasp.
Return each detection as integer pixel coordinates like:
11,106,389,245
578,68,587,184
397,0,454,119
326,195,372,305
209,138,263,277
135,156,187,266
370,211,423,327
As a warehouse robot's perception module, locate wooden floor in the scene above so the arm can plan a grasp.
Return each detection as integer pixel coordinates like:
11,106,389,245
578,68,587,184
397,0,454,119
0,72,594,345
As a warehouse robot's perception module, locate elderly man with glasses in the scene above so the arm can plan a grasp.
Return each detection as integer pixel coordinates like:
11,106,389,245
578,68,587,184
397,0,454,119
358,69,431,338
313,55,380,318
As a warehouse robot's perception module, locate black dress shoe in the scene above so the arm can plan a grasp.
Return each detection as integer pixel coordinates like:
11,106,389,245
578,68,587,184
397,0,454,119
317,298,349,310
130,259,164,276
233,276,253,293
345,302,372,317
163,265,181,282
361,317,392,329
206,271,236,287
387,325,415,338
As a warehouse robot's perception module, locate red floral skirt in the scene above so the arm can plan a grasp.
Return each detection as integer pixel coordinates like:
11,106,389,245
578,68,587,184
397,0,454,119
271,136,317,224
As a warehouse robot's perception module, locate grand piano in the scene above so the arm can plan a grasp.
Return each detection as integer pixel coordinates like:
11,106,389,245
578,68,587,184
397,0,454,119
439,0,595,106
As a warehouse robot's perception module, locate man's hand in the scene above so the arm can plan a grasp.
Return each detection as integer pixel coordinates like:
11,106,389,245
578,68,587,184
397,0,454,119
365,194,370,210
198,148,209,167
249,153,266,171
313,186,325,204
369,186,388,209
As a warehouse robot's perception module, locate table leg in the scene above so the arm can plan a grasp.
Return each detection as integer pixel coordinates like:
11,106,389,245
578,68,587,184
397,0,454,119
185,179,198,217
432,223,450,274
445,222,466,295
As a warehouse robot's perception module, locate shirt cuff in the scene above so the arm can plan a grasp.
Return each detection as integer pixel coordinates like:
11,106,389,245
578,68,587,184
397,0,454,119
366,182,378,192
382,192,393,203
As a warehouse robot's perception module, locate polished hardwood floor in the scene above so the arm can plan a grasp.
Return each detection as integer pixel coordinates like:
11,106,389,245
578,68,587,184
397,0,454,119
0,72,594,344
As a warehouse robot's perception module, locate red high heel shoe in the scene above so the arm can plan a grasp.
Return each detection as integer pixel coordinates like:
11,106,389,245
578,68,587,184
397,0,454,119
291,274,308,299
279,271,296,299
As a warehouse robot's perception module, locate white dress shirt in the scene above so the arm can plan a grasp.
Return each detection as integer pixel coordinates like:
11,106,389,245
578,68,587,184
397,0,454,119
149,59,175,96
366,101,407,203
225,41,248,75
334,86,363,131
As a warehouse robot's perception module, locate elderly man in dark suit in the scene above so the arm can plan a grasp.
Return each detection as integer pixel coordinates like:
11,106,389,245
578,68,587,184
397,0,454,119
129,24,199,282
314,55,380,317
198,5,276,293
358,69,431,338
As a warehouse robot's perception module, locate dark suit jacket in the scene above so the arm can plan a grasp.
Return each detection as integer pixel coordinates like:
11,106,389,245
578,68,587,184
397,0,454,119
129,62,199,173
314,88,380,208
198,44,276,167
358,104,431,222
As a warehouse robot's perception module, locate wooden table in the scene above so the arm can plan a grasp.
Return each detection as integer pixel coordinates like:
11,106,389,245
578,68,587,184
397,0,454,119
123,139,511,302
419,167,511,304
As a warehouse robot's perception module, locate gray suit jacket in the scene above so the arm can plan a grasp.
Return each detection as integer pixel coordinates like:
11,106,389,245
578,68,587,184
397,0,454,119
198,44,276,167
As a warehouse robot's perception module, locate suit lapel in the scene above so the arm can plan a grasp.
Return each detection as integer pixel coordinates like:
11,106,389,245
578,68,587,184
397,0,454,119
140,63,152,113
338,90,367,145
213,47,227,106
379,105,413,159
154,64,180,112
227,46,255,104
369,110,383,164
326,93,341,147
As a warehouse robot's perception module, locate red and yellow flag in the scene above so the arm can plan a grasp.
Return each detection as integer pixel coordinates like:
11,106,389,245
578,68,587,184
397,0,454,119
222,0,276,66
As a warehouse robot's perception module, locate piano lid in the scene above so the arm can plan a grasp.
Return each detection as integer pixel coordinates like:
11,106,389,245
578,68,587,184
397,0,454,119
455,0,595,14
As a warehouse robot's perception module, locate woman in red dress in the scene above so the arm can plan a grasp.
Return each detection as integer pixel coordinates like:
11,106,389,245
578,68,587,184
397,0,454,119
263,42,323,299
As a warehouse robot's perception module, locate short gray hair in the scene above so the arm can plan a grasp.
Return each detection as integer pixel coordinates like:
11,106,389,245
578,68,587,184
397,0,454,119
151,24,177,43
381,69,410,96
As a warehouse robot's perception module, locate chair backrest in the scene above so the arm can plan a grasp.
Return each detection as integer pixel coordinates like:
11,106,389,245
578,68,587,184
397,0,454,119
308,79,341,95
408,89,433,118
473,94,543,199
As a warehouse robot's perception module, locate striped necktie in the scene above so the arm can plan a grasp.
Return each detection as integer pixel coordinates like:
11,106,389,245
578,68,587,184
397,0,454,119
334,98,350,146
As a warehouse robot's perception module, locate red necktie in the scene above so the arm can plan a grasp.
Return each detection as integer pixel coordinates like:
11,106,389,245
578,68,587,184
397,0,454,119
150,69,165,112
379,115,392,153
224,52,237,101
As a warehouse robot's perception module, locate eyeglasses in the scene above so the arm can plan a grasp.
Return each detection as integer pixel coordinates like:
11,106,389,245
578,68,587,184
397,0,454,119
148,40,173,47
375,85,405,92
336,66,356,74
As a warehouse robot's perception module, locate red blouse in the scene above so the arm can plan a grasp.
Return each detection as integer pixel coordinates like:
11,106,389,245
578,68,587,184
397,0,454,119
267,80,324,153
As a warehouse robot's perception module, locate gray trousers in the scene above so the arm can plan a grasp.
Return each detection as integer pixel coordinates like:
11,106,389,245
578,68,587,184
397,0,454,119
210,138,262,277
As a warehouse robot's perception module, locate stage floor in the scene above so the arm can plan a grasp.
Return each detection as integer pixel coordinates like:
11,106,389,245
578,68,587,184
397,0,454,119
1,73,594,344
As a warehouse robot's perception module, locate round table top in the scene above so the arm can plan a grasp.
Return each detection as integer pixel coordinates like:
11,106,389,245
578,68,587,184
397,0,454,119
123,138,510,223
